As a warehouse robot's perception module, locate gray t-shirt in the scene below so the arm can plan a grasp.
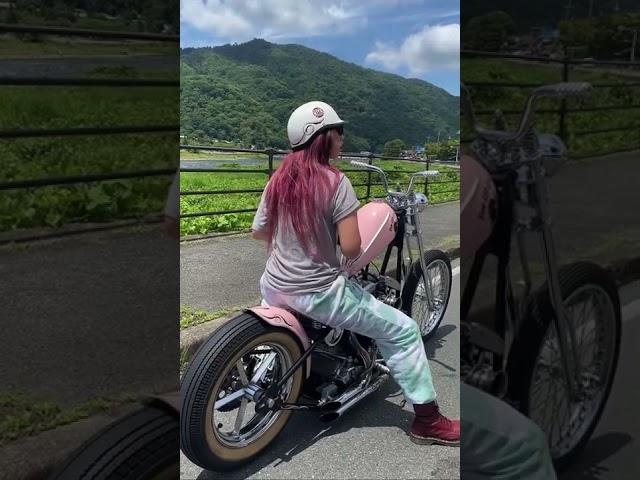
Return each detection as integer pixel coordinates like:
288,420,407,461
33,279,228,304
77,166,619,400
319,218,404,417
252,173,360,294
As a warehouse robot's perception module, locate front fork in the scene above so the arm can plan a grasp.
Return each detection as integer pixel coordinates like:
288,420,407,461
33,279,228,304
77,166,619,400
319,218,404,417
405,208,436,310
533,170,581,401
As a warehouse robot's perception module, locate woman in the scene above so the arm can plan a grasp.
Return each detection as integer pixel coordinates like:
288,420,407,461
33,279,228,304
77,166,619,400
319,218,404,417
251,101,459,446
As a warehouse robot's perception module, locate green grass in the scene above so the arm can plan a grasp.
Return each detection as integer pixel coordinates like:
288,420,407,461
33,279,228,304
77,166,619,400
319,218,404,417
180,150,267,161
1,83,178,232
0,37,175,57
180,160,460,236
180,305,240,329
0,391,139,445
462,58,640,156
180,347,191,373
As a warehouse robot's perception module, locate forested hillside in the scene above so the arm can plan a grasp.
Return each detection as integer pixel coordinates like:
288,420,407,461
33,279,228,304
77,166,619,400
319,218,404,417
180,39,459,152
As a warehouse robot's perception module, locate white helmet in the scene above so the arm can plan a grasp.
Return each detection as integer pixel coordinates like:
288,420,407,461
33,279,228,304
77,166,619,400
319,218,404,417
287,101,345,149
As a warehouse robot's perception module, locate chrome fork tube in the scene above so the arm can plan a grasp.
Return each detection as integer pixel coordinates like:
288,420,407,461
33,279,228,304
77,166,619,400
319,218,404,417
407,207,435,308
533,165,580,400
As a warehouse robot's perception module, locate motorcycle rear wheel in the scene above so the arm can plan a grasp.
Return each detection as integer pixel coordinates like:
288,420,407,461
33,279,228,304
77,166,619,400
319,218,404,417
49,403,178,480
181,313,304,471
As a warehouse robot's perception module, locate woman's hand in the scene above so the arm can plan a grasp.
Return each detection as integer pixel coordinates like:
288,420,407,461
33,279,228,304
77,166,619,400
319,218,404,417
252,230,270,242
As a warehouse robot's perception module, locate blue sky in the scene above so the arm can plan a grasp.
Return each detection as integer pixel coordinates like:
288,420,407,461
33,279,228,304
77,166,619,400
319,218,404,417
180,0,460,95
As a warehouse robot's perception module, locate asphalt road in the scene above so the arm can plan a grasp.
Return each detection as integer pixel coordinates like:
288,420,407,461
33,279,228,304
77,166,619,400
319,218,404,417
180,259,461,480
0,227,179,407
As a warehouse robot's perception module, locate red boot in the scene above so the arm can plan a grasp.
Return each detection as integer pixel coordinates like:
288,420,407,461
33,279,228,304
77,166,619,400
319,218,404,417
409,402,460,446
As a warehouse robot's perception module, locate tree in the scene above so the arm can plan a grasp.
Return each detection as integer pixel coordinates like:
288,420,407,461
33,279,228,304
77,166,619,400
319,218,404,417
382,139,406,158
559,13,640,59
5,2,20,23
345,135,371,153
463,11,516,52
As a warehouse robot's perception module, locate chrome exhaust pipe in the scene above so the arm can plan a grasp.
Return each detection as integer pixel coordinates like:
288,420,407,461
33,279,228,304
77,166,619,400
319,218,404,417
319,370,389,423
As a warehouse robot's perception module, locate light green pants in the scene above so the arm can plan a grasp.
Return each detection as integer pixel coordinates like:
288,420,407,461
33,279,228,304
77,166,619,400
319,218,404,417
461,383,557,479
261,274,436,405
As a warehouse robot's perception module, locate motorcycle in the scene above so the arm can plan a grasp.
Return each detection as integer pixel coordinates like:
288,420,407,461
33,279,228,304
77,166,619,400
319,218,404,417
460,82,621,469
180,161,453,471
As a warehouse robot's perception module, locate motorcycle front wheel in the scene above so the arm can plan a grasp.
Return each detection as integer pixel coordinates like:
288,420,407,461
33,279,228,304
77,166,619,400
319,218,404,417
507,262,621,470
180,313,304,471
402,249,452,340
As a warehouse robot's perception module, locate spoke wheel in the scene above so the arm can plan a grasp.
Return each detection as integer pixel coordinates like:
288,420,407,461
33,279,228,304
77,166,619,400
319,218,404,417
402,250,452,339
507,262,621,470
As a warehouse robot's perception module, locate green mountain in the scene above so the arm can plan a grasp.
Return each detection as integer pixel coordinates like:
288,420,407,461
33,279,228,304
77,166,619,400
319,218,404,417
180,39,458,152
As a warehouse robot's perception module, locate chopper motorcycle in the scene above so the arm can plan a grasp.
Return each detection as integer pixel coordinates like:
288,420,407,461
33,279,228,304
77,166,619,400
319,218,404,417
460,82,621,469
180,160,453,471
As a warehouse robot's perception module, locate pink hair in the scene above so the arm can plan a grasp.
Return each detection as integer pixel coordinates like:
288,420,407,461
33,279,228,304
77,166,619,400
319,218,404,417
264,130,340,256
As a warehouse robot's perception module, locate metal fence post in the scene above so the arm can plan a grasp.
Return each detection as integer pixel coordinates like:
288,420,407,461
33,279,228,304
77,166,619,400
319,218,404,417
559,55,570,143
267,148,274,178
366,153,373,199
424,157,430,196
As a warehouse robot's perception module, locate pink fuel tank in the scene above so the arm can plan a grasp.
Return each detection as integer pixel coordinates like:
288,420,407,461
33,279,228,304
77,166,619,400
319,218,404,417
341,202,397,275
461,154,497,260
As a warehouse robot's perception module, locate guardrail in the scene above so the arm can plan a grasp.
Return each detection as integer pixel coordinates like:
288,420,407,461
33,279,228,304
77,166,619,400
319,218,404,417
179,145,460,224
461,50,640,158
0,23,179,243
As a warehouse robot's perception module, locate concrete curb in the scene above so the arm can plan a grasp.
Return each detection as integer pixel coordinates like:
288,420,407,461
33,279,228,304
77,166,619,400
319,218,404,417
0,403,141,480
0,218,161,247
179,247,461,363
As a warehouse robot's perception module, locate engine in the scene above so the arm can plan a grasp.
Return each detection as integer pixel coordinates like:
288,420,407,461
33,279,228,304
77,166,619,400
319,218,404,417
461,323,508,398
355,275,402,308
304,321,376,404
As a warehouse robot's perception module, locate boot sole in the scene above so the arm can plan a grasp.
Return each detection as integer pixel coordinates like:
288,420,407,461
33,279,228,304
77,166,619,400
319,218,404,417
409,433,460,447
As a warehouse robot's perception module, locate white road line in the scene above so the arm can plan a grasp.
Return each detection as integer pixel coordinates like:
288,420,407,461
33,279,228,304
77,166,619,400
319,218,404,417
622,299,640,323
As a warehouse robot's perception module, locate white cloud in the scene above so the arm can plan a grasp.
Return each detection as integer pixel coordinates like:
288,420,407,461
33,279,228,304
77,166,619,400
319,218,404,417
180,0,366,41
365,23,459,74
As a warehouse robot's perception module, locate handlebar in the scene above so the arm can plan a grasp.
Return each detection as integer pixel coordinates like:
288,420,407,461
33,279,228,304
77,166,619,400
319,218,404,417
407,170,439,194
350,160,389,192
349,160,438,195
462,81,593,139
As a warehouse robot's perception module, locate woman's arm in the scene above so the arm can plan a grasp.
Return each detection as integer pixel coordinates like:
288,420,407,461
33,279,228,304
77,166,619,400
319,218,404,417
337,211,361,259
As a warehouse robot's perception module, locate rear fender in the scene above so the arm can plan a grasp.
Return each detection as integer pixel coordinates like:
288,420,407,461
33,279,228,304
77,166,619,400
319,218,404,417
248,306,312,378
